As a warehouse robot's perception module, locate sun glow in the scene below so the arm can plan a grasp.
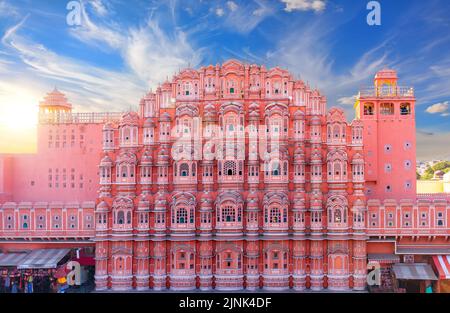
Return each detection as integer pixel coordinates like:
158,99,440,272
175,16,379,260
0,87,38,153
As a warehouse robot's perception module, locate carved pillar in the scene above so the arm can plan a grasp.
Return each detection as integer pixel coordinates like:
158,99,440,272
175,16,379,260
198,241,213,290
352,240,367,291
309,240,324,291
134,240,150,290
152,241,167,290
94,240,109,290
292,240,307,291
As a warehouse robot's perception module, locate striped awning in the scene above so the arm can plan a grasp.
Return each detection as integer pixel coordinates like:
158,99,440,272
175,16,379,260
0,253,28,267
433,256,450,280
393,263,438,281
17,249,71,269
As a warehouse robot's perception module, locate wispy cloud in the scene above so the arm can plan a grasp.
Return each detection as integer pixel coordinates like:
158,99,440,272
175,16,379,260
227,1,238,12
89,0,110,17
337,95,357,106
0,0,19,17
1,1,205,112
220,1,276,34
215,7,225,17
124,18,204,87
417,129,450,161
281,0,326,13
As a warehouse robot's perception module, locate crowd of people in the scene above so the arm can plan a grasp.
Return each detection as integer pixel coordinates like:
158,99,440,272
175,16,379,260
0,269,60,293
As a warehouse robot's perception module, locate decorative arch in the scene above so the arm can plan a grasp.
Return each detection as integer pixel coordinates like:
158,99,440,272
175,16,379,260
327,195,348,225
215,191,244,224
171,192,196,226
263,192,289,226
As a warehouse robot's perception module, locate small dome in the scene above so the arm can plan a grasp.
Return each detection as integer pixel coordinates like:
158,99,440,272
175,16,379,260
100,155,113,165
141,150,153,164
249,102,259,110
119,111,139,127
103,122,114,130
159,112,171,122
96,201,109,211
137,194,150,209
157,148,169,162
144,118,155,127
39,88,72,110
293,109,305,119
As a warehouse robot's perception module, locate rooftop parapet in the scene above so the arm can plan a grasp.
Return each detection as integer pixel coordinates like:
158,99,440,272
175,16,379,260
358,86,414,98
39,111,124,124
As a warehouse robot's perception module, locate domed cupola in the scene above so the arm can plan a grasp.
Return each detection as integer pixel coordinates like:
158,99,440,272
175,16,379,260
120,111,139,127
157,148,169,164
96,201,109,213
137,194,151,211
141,149,153,165
100,154,113,166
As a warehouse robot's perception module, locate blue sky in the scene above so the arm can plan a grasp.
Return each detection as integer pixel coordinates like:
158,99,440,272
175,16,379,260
0,0,449,160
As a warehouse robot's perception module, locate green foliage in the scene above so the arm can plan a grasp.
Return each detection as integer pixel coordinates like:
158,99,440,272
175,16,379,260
432,161,450,172
419,161,450,180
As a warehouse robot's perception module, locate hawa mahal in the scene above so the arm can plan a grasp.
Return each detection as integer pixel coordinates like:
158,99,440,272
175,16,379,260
0,60,449,292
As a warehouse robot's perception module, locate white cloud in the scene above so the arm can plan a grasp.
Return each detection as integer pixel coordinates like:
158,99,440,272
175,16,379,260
425,101,449,116
262,18,392,120
0,4,205,113
281,0,326,13
337,95,357,106
124,19,204,88
68,3,123,51
215,8,225,17
227,1,238,12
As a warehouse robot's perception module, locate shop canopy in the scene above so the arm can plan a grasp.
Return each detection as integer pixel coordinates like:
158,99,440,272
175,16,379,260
368,253,400,264
0,253,29,267
17,249,71,270
432,255,450,280
392,263,438,281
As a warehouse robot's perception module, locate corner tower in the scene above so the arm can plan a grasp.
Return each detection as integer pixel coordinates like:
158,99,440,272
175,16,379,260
355,69,416,200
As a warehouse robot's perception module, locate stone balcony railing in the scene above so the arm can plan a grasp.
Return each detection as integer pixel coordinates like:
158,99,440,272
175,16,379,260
359,86,414,98
39,112,123,124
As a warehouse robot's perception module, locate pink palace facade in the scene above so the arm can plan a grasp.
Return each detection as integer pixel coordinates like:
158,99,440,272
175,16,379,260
1,60,449,292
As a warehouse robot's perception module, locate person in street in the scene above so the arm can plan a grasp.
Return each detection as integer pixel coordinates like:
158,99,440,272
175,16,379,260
11,280,18,293
4,274,11,293
27,275,34,293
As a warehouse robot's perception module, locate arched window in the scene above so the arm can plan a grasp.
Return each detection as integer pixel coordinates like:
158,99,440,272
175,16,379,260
270,208,281,223
400,103,411,115
222,205,235,222
224,161,236,176
364,103,374,115
117,211,125,224
380,103,394,115
121,165,127,178
180,163,189,177
177,208,188,223
272,162,280,176
334,209,342,223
